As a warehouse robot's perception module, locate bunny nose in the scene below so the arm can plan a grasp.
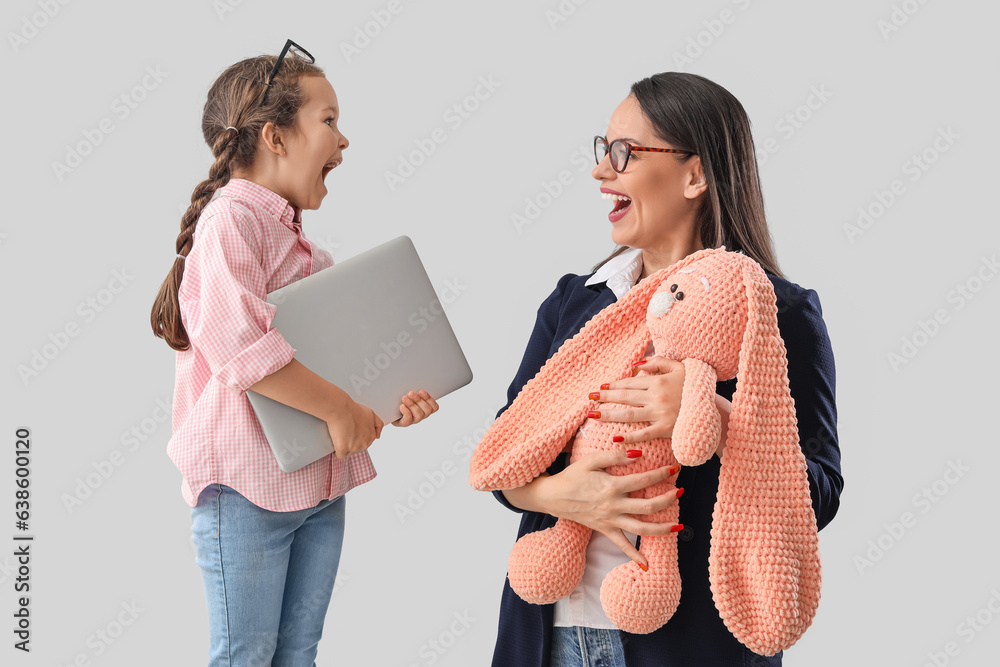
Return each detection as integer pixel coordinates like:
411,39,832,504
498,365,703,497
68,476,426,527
649,291,675,318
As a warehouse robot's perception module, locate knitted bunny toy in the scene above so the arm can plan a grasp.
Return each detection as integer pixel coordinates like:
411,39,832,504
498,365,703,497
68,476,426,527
469,246,821,656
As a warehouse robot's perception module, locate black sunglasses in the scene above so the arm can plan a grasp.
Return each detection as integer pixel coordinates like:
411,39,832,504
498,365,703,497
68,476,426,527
240,39,315,107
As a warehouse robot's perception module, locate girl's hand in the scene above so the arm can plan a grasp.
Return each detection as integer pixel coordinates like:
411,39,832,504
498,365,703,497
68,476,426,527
590,356,685,443
326,399,384,459
392,389,439,427
505,449,682,568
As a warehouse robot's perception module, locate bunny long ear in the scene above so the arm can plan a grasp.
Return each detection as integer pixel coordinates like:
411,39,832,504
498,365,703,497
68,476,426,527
707,259,822,656
469,246,728,491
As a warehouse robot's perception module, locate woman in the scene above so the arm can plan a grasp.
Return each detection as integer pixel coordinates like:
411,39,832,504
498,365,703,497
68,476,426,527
490,72,843,666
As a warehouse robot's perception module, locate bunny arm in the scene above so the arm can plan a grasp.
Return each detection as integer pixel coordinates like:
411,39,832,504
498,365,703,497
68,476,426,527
469,246,730,492
670,357,722,467
469,402,591,491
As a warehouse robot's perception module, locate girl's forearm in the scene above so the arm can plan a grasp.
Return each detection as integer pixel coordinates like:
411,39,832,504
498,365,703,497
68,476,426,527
247,357,352,423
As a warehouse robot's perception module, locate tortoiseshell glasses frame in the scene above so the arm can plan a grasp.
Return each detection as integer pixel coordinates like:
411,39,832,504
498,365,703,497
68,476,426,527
594,135,697,173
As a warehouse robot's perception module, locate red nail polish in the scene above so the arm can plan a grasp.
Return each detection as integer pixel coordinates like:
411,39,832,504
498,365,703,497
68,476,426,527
637,562,648,572
633,359,647,366
600,383,610,390
588,410,601,419
668,464,681,476
589,392,601,401
626,450,642,458
670,524,684,533
675,487,685,499
613,435,625,443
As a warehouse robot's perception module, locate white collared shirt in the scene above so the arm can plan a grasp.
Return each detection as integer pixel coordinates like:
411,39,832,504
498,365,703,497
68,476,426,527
553,246,653,629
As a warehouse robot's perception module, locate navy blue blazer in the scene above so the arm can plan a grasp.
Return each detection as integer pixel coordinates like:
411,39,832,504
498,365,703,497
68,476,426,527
489,269,843,667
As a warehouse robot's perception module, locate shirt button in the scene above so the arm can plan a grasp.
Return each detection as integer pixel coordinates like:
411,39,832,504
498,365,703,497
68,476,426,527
679,525,695,542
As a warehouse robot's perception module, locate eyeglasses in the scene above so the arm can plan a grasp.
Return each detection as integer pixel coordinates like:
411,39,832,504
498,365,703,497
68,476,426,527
241,39,315,107
594,135,696,173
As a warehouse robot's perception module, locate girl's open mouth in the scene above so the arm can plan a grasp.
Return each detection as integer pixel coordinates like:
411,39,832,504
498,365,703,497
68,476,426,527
322,158,342,179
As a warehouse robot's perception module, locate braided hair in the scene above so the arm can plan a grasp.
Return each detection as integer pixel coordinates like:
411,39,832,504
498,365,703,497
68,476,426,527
150,53,324,351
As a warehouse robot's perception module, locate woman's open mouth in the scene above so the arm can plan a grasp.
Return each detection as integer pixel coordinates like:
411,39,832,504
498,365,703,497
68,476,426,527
603,191,632,222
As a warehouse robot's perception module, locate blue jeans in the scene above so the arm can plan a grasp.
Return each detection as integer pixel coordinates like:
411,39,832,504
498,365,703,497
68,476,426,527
190,483,346,667
551,626,627,667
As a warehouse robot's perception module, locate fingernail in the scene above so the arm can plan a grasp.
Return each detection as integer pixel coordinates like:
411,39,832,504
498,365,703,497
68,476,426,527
675,487,685,499
613,435,625,443
670,524,684,533
626,450,642,458
589,392,601,401
668,464,681,475
588,410,601,419
633,359,647,366
637,562,648,572
600,383,610,390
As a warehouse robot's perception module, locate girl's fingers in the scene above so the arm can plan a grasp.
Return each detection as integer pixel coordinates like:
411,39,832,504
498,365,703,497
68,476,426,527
394,402,412,426
407,390,439,422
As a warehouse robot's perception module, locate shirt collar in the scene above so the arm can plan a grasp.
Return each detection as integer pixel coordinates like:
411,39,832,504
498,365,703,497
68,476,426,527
585,246,644,299
219,178,302,232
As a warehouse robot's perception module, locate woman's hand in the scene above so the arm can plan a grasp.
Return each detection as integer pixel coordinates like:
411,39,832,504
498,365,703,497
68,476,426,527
392,389,440,427
590,356,686,443
502,449,682,569
326,399,384,459
592,355,731,459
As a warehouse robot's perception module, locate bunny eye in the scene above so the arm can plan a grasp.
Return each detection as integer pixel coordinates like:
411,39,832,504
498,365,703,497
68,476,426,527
675,291,684,300
670,284,678,292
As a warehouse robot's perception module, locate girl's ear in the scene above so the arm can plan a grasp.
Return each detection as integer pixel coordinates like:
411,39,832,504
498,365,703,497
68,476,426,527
259,121,286,157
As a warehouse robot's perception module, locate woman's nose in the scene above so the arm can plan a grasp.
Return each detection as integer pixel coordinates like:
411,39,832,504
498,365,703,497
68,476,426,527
592,157,613,181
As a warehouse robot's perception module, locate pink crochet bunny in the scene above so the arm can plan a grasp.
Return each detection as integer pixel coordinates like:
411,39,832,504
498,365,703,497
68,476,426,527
469,246,821,655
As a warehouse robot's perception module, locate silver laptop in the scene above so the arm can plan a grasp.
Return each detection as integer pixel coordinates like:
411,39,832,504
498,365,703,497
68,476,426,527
246,235,473,473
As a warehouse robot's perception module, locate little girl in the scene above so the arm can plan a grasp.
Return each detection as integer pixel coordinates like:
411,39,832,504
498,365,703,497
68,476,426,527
149,40,439,666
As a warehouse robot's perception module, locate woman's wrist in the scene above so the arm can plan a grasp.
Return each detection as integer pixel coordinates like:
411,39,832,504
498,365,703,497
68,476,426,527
501,473,553,514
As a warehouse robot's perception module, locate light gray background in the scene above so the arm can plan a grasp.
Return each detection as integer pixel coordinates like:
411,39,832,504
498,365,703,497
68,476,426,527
1,0,997,664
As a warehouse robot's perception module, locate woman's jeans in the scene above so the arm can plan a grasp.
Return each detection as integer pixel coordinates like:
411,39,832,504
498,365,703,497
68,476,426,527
190,483,346,667
551,626,627,667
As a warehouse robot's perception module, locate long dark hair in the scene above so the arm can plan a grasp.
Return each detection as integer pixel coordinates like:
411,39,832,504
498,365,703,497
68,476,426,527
592,72,784,280
150,54,325,351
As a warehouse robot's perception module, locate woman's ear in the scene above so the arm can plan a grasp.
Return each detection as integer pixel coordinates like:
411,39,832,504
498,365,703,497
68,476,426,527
683,155,707,200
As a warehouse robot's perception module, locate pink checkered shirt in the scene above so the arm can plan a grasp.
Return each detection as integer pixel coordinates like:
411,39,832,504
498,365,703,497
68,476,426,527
166,178,377,511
